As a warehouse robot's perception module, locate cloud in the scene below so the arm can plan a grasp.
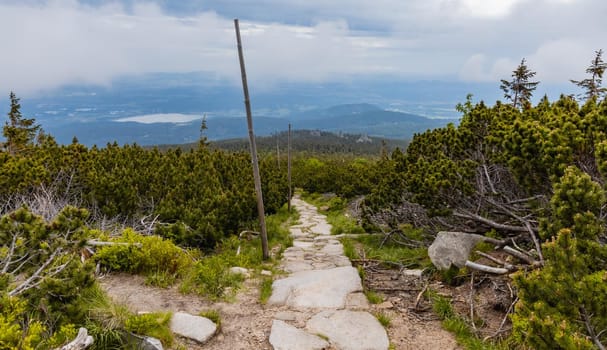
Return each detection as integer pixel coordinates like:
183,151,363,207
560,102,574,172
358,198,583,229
0,0,605,95
115,113,202,124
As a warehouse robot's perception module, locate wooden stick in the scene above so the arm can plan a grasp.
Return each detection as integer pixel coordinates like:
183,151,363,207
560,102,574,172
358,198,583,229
465,260,510,274
234,19,269,260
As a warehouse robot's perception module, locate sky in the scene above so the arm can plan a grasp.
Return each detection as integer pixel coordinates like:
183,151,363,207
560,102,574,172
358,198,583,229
1,0,606,96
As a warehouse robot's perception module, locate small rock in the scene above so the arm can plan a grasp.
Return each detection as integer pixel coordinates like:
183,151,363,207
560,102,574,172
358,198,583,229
229,266,250,278
139,337,164,350
261,270,272,276
275,311,299,321
377,301,394,309
124,332,163,350
170,312,217,344
402,269,424,278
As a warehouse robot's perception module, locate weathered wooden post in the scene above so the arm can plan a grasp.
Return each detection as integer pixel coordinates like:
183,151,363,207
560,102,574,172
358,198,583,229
288,123,292,212
234,18,269,260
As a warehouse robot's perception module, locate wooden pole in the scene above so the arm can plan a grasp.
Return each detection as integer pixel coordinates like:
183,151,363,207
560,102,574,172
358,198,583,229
287,123,292,212
234,19,269,260
276,132,280,170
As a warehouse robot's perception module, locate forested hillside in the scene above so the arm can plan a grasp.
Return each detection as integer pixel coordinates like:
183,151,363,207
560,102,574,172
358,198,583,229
163,129,409,156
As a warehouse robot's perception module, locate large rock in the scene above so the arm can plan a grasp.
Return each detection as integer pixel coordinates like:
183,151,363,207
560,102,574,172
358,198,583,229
170,312,217,344
269,320,329,350
268,266,362,309
428,231,485,270
306,310,389,350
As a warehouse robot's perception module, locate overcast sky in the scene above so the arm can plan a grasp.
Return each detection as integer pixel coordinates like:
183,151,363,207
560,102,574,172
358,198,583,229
1,0,605,95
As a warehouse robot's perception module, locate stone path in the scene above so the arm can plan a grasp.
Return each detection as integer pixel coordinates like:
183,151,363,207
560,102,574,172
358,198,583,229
268,196,390,350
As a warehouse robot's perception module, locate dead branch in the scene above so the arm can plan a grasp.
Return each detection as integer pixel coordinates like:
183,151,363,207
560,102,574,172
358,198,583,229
581,306,606,350
485,296,518,341
414,281,430,310
501,245,539,266
475,251,515,271
486,198,544,264
239,230,260,239
453,211,529,233
464,260,511,275
85,240,143,248
9,249,69,296
55,327,94,350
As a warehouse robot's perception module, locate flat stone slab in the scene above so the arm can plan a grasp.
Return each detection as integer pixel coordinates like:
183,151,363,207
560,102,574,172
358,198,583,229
283,261,314,273
170,312,216,344
345,292,370,310
269,320,329,350
307,310,389,350
268,266,362,309
311,222,332,235
293,241,315,249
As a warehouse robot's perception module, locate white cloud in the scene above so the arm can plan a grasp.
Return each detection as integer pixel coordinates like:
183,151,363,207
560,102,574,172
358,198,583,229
0,0,605,95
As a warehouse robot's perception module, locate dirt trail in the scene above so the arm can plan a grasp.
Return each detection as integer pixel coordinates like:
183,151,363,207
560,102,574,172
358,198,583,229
100,196,459,349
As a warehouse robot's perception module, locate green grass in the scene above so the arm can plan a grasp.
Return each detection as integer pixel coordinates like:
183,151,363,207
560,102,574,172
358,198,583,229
426,289,509,350
124,312,174,346
259,277,273,304
177,203,298,301
375,311,392,328
341,237,359,260
199,309,222,329
353,234,431,269
365,290,384,304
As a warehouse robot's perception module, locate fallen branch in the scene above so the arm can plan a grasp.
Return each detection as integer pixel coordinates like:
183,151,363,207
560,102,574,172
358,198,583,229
55,327,94,350
453,211,529,233
85,240,143,248
475,251,515,271
414,281,430,310
464,260,510,275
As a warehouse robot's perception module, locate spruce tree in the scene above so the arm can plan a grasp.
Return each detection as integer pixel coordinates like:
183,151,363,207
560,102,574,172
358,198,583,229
2,92,40,155
571,49,607,101
500,58,540,110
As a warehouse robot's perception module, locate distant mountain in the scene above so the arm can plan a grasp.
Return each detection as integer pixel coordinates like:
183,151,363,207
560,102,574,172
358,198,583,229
295,108,454,139
297,103,382,120
41,103,457,146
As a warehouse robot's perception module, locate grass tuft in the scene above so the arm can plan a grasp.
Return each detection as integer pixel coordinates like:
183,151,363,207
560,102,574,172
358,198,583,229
259,277,274,304
199,309,222,329
375,311,392,328
365,290,383,304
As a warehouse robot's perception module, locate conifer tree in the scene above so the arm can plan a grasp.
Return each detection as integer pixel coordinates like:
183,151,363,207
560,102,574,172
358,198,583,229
512,166,607,349
571,49,607,101
2,92,40,155
500,58,539,109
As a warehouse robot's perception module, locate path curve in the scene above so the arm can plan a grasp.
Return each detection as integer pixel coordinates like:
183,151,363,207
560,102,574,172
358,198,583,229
268,195,390,350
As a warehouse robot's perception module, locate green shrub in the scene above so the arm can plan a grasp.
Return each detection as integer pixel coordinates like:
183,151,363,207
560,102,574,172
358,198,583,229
180,255,244,300
95,229,192,284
